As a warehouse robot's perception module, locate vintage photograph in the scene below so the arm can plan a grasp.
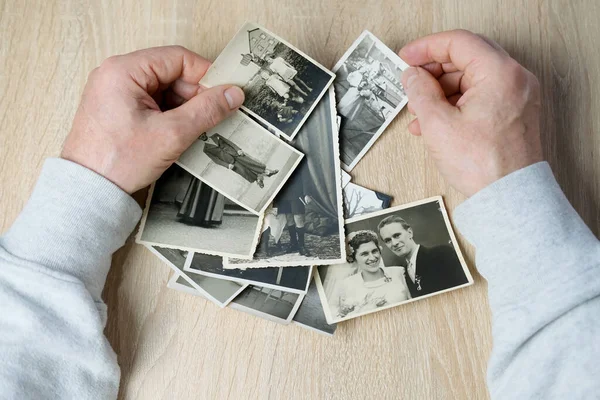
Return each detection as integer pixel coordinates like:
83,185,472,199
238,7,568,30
341,170,351,188
147,246,247,307
315,196,473,324
136,164,262,259
167,273,206,298
224,89,346,268
343,181,393,219
183,252,312,294
333,31,410,171
229,285,304,324
199,22,335,140
292,277,337,336
177,111,303,215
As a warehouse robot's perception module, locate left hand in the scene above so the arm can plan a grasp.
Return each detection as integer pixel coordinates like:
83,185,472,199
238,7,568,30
237,150,244,156
61,46,245,194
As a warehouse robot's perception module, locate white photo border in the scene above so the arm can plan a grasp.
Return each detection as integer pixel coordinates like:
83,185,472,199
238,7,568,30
314,196,473,324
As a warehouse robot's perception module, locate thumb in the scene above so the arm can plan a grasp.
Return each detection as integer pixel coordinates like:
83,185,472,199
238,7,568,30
162,84,244,139
402,67,455,123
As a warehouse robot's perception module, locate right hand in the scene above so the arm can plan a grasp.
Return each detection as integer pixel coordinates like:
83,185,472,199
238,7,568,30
228,164,234,170
399,30,543,197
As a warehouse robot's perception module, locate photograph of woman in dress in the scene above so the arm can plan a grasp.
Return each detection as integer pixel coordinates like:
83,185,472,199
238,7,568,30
177,178,225,226
317,230,410,322
199,132,279,189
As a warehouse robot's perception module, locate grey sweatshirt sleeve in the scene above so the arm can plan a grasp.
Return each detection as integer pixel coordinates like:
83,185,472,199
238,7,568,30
0,158,142,399
453,161,600,399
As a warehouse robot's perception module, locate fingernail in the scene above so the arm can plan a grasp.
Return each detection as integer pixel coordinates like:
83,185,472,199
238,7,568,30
403,67,418,89
224,86,244,109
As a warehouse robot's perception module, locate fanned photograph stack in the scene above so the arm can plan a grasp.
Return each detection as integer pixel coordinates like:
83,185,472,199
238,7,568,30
135,22,473,336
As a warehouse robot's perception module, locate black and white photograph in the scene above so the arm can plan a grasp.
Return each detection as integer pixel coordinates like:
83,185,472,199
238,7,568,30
177,111,303,215
333,30,410,171
181,252,248,307
199,22,335,140
167,273,207,298
292,277,337,336
341,169,351,188
183,252,312,294
146,246,247,307
315,196,473,324
224,89,346,268
343,181,393,219
229,285,304,324
137,164,262,259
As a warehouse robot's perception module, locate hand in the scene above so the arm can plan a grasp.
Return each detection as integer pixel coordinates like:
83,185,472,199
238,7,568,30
237,150,244,156
228,164,234,170
61,46,245,193
399,30,543,197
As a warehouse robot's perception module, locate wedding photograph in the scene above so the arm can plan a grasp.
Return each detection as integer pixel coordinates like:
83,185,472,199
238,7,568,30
183,252,312,294
224,89,346,268
292,278,337,336
333,30,410,170
177,111,303,215
229,285,304,324
199,21,335,140
315,196,473,324
136,164,262,259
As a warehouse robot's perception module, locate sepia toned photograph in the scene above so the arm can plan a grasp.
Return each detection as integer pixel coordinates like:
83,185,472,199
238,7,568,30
183,252,312,294
333,31,410,171
229,285,304,324
292,277,337,336
146,246,247,307
343,181,393,219
177,111,303,215
224,89,346,268
315,196,473,324
199,22,335,140
136,164,262,259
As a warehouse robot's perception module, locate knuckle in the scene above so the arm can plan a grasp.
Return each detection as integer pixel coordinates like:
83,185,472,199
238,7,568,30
99,55,121,71
452,28,476,38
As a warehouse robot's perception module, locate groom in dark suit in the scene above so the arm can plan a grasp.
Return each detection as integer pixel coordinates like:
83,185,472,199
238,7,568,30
377,215,469,298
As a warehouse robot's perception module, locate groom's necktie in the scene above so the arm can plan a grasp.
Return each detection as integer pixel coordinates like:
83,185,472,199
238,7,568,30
404,263,419,296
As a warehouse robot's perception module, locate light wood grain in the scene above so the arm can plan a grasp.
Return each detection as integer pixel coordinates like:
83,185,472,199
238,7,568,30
1,1,599,399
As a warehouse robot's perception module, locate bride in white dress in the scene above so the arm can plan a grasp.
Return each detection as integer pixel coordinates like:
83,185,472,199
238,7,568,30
327,230,411,319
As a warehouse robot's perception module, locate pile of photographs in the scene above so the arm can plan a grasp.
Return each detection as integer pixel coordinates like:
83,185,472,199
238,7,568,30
136,23,473,336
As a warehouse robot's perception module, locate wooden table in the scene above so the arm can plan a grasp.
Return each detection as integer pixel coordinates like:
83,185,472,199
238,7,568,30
1,1,599,399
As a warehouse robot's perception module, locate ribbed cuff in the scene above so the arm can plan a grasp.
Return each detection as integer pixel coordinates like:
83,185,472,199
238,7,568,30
453,161,599,305
1,158,142,301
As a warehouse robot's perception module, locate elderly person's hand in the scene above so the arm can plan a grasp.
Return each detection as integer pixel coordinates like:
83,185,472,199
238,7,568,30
61,46,244,194
399,30,543,197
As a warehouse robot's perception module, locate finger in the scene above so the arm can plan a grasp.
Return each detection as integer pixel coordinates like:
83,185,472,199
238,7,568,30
447,94,462,107
441,62,460,73
438,71,465,96
418,62,460,79
114,45,212,95
407,102,416,115
163,91,186,109
408,118,422,136
399,29,506,71
477,34,510,56
401,67,456,123
160,85,244,146
171,79,202,100
420,62,444,78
